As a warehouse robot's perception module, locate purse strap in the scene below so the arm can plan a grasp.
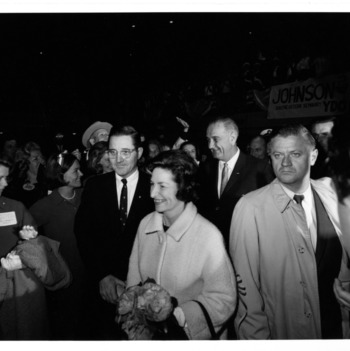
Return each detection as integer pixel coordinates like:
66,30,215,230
193,300,218,340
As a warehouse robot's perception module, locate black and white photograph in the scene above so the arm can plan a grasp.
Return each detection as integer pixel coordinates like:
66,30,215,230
1,1,350,348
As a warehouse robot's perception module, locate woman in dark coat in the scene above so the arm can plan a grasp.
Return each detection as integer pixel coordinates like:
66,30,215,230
30,152,88,340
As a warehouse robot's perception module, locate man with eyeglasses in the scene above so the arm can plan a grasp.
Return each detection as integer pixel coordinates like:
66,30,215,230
75,125,154,339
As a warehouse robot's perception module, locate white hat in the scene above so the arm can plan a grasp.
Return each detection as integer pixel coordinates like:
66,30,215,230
82,121,113,148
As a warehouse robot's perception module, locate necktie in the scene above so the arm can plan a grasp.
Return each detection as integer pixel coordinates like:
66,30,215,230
220,163,229,196
120,178,128,231
293,194,304,205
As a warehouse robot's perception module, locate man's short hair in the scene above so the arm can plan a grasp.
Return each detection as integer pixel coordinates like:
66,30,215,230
108,125,141,149
208,116,239,136
268,124,316,154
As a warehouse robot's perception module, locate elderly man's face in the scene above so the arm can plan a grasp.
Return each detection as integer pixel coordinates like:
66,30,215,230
270,134,318,193
311,121,334,153
206,122,237,162
249,137,267,160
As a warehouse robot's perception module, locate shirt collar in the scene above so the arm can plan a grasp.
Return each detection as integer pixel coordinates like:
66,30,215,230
272,180,313,212
116,168,139,183
219,148,240,170
280,182,312,205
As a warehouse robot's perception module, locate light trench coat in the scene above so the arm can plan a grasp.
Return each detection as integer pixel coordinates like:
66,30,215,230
230,177,350,339
127,202,237,339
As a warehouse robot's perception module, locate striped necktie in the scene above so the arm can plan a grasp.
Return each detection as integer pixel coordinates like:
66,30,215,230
220,162,229,196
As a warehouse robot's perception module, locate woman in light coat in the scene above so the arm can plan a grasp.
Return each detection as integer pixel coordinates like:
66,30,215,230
127,150,237,340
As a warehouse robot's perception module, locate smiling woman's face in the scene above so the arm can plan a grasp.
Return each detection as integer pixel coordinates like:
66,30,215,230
63,160,83,188
150,167,185,224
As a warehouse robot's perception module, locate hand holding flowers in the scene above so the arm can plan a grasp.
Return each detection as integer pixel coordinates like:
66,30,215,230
116,278,186,340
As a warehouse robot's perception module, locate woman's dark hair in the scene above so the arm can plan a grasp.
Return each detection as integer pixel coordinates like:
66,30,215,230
86,141,108,175
180,140,200,162
328,118,350,203
23,141,41,155
45,152,78,189
147,149,199,203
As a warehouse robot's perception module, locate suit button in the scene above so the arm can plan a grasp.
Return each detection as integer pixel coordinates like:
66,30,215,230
298,247,305,254
305,312,312,318
215,206,220,211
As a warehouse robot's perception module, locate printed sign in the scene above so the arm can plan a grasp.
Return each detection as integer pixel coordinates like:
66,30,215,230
0,211,17,226
268,73,350,119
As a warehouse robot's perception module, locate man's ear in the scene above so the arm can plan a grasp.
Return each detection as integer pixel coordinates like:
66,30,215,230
229,130,238,145
310,148,318,166
89,138,96,147
137,147,143,160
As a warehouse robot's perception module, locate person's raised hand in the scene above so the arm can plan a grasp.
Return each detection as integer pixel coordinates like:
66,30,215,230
19,225,38,240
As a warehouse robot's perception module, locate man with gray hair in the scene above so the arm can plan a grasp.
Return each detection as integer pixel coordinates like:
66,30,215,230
198,116,273,246
229,124,350,339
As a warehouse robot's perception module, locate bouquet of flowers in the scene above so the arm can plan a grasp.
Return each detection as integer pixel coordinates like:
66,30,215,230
116,278,186,340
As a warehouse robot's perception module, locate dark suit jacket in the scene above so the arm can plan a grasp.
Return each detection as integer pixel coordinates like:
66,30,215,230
198,152,274,246
74,170,154,283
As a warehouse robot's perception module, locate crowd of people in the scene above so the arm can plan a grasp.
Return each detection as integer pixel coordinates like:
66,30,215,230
0,113,349,341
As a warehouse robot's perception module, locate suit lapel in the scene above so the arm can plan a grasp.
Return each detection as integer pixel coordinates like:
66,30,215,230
213,159,220,200
106,172,120,218
127,172,148,223
221,152,245,197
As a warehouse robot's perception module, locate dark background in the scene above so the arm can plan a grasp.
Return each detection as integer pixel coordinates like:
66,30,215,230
0,12,349,150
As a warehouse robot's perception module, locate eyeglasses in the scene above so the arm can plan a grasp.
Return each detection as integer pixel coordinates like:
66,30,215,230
107,148,136,159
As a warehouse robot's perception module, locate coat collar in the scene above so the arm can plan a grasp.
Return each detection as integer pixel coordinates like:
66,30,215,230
271,179,294,213
145,202,197,242
272,177,340,221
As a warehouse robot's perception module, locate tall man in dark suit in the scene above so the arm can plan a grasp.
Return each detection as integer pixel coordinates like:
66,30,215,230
198,116,274,246
74,125,154,339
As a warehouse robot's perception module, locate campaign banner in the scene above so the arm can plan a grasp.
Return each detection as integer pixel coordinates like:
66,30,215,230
267,73,350,119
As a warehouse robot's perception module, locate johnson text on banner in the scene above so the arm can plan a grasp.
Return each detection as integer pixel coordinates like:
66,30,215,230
267,73,350,119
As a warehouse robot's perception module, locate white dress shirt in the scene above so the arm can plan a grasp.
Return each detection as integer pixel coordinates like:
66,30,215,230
217,148,240,197
281,183,317,251
116,169,139,215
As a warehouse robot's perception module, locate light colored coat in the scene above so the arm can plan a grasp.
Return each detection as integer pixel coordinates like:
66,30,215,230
127,202,237,339
229,177,350,339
